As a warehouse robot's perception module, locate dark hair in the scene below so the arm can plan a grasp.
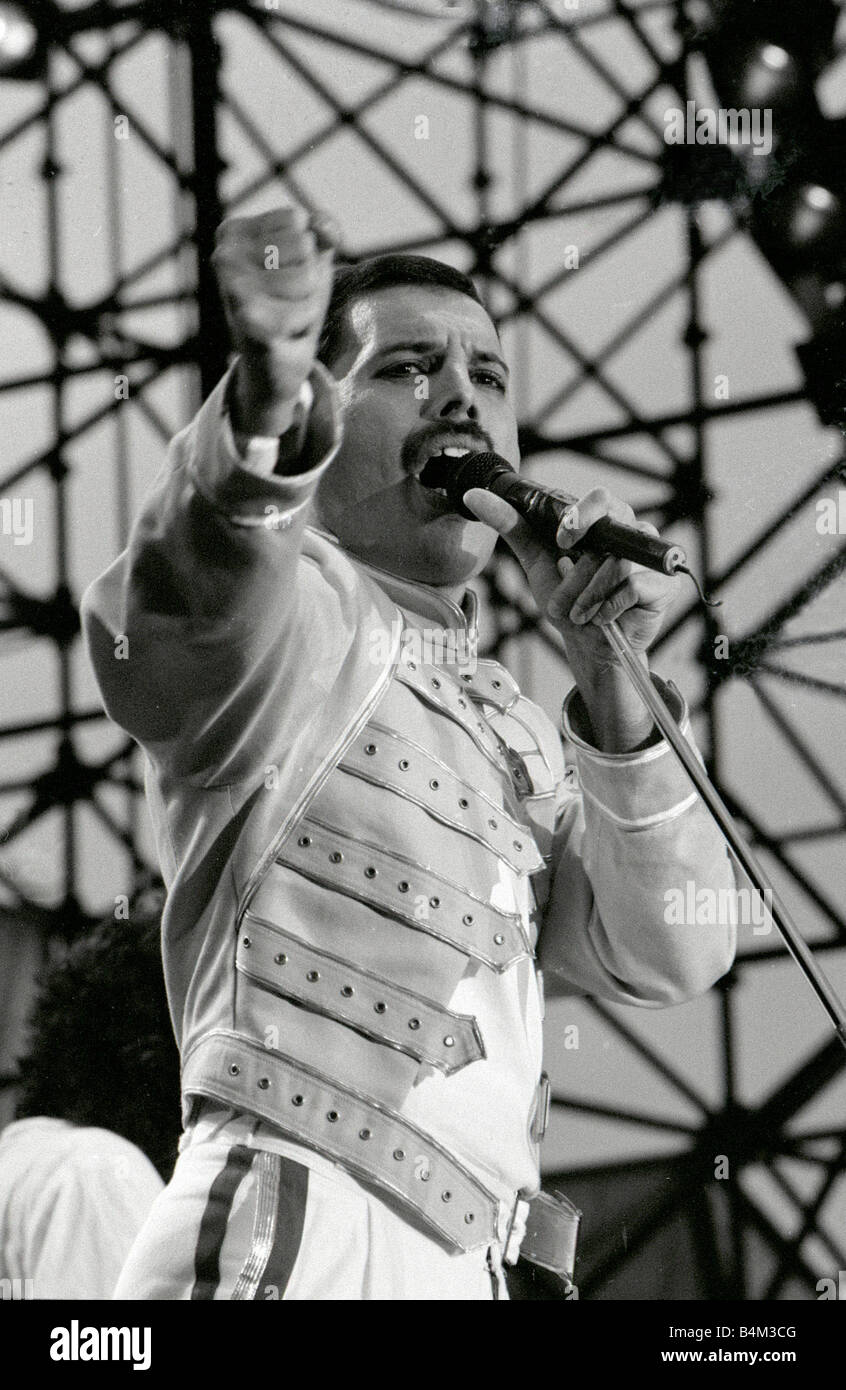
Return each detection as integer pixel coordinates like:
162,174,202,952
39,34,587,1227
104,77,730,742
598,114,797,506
317,253,486,367
15,893,181,1181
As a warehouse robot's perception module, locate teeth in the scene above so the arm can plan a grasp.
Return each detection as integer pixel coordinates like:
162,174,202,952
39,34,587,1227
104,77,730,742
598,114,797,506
441,447,470,458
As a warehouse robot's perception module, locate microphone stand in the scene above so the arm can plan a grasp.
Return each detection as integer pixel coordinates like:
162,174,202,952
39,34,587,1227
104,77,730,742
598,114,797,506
419,452,846,1044
600,616,846,1050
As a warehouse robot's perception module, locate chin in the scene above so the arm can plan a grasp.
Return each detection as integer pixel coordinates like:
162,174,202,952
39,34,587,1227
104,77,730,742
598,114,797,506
409,524,495,587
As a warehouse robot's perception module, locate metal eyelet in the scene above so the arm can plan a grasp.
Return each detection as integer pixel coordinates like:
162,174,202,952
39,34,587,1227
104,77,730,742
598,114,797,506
257,1077,270,1090
393,1148,405,1161
429,778,439,790
463,914,474,925
494,933,505,945
298,835,311,847
441,1191,453,1202
364,866,377,879
242,936,251,949
327,1110,339,1123
330,850,343,863
374,1001,387,1014
429,896,440,909
274,952,287,965
408,1018,421,1031
459,797,469,809
489,818,498,830
229,1064,240,1076
397,881,409,893
359,1128,371,1141
444,1035,455,1048
292,1094,304,1106
341,985,354,998
364,743,377,755
306,970,320,982
398,758,410,771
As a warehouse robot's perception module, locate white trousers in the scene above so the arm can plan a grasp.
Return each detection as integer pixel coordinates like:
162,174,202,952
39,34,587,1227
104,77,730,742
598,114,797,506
113,1107,509,1301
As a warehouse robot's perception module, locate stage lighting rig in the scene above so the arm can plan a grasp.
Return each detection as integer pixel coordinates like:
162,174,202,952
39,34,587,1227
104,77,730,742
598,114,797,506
701,1,838,154
698,0,846,428
703,0,839,88
0,2,44,80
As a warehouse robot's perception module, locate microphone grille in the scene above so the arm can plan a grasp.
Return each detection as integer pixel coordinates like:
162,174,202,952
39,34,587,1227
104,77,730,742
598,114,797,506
419,450,513,507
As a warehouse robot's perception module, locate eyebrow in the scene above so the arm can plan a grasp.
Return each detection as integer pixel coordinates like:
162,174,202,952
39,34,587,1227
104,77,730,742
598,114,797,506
371,340,510,376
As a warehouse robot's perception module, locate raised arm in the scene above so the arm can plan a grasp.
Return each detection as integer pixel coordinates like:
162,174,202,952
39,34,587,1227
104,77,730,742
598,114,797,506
81,204,340,780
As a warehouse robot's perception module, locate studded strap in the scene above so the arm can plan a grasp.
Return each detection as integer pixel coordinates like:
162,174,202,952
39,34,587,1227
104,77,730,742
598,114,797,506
276,818,529,970
394,658,511,767
340,726,544,874
238,917,485,1075
458,660,520,711
182,1030,501,1253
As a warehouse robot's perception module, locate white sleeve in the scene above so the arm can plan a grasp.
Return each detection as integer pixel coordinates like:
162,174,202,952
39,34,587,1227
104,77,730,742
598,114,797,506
23,1132,163,1299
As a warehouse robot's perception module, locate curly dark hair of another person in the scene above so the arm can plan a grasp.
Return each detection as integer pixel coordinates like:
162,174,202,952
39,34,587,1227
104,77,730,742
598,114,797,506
14,894,181,1181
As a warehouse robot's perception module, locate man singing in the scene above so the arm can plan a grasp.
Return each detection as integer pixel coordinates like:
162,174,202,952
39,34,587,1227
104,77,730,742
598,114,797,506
82,201,736,1300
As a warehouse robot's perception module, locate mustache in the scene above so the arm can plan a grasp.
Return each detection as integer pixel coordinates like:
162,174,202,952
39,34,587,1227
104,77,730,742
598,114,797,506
400,423,494,475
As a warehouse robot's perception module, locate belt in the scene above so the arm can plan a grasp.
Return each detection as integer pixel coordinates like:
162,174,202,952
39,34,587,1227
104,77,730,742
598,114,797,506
182,1030,501,1251
182,1030,581,1283
507,1189,582,1295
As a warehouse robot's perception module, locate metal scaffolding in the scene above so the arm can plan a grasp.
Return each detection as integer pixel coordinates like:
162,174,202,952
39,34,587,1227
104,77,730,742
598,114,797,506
1,0,844,1298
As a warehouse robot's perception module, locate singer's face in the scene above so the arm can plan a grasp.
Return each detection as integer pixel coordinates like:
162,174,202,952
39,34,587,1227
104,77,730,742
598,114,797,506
314,285,519,590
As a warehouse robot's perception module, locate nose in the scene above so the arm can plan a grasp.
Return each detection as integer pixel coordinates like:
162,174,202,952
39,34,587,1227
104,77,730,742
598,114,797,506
424,361,479,422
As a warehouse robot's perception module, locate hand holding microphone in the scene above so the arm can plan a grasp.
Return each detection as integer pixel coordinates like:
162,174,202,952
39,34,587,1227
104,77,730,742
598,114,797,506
419,450,679,659
420,450,687,574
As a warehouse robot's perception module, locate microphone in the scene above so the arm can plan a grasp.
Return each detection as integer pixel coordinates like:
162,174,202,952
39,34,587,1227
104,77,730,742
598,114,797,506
419,450,687,577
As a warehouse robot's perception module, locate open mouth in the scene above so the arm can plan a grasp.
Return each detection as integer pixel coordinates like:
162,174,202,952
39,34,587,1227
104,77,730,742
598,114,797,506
416,445,472,500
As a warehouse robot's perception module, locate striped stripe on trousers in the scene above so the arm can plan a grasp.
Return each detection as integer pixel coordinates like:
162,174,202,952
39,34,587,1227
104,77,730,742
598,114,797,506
191,1144,309,1300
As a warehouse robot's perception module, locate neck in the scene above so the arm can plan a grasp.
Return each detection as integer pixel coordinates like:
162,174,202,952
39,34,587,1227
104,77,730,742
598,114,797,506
309,519,471,607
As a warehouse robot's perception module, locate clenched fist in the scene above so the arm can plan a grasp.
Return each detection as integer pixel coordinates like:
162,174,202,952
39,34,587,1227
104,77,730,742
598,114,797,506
212,202,336,437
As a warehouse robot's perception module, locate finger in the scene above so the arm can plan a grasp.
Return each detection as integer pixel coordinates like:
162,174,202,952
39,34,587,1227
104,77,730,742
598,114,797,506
462,488,528,541
463,487,550,561
309,211,341,251
545,553,605,624
216,204,314,244
222,290,319,342
214,214,336,280
571,563,671,626
213,233,321,277
463,488,559,598
568,556,636,624
555,487,638,550
551,551,605,596
219,268,318,318
590,570,671,627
